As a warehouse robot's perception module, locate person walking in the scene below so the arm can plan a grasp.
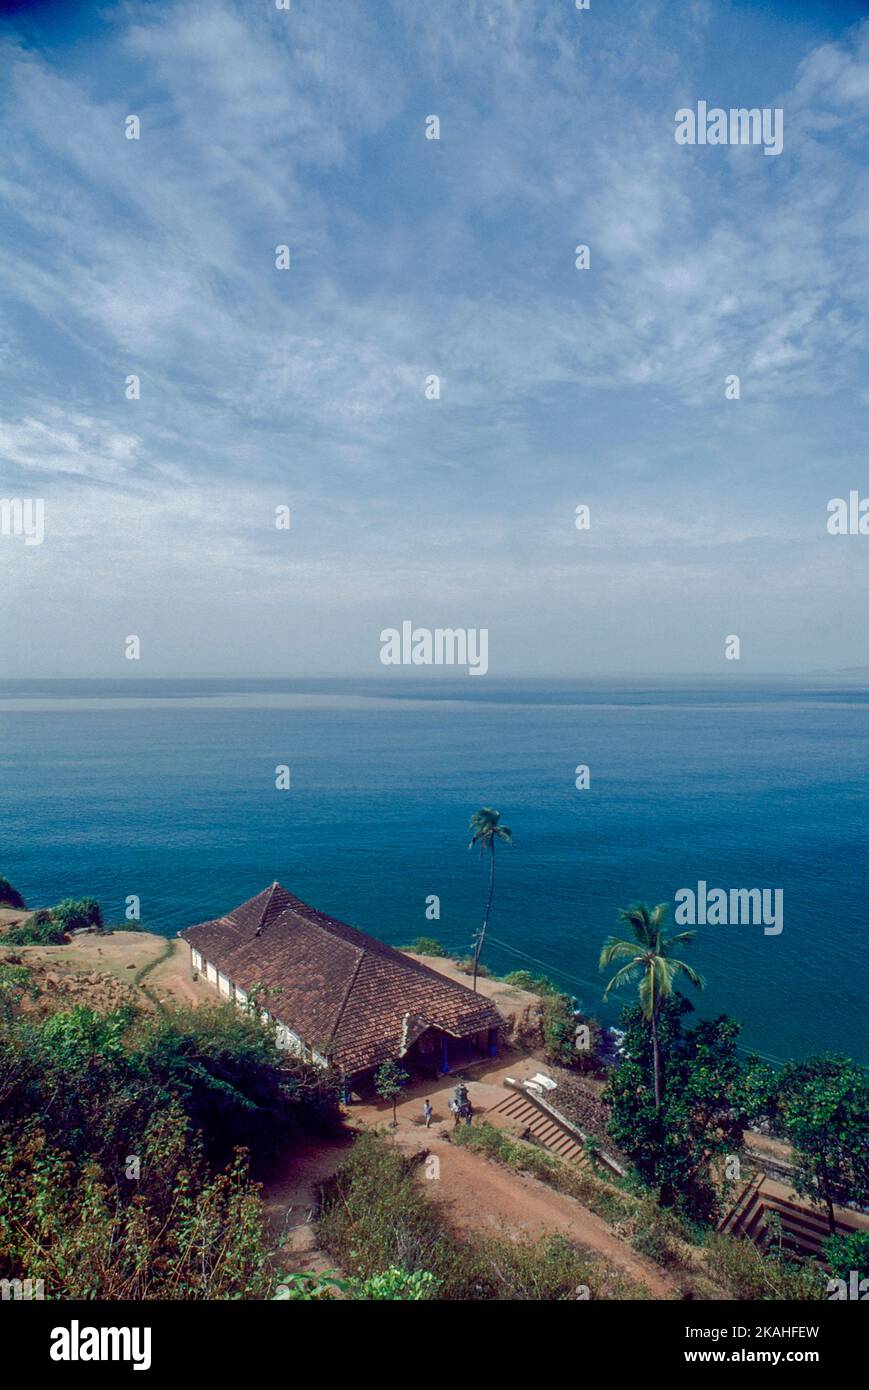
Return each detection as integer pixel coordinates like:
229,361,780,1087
423,1099,433,1128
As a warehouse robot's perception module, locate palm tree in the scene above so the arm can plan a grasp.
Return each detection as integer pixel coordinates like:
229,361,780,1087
599,902,704,1110
468,808,512,993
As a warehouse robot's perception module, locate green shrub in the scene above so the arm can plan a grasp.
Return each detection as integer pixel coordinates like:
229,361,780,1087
541,992,576,1065
0,1109,269,1299
824,1230,869,1282
274,1267,439,1300
50,897,103,933
0,961,37,1022
540,994,601,1071
465,1230,648,1301
318,1131,448,1281
4,897,103,946
0,996,343,1299
503,970,559,995
402,937,447,957
703,1231,827,1301
130,1004,342,1171
0,877,26,910
627,1194,686,1268
5,911,67,946
454,957,490,978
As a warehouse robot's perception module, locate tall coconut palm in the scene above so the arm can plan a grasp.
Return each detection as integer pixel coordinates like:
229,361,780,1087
468,808,512,993
600,902,704,1110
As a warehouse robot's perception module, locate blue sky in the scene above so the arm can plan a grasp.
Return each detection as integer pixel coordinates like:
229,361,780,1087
2,0,869,677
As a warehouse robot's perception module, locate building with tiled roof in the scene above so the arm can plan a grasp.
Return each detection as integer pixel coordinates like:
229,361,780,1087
179,883,501,1081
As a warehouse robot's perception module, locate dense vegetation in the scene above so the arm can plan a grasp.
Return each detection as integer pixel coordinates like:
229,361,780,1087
602,989,869,1249
0,965,341,1299
400,936,447,957
0,877,26,910
275,1267,439,1300
4,896,103,946
597,899,869,1253
776,1056,869,1234
824,1230,869,1282
604,995,750,1222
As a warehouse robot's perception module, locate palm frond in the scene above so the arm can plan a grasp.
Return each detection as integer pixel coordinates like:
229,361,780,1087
602,960,643,1000
469,809,512,854
599,937,643,968
665,930,697,949
637,969,656,1019
669,958,705,991
618,903,654,947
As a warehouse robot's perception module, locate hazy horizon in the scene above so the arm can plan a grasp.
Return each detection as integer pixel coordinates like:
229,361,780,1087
3,668,869,685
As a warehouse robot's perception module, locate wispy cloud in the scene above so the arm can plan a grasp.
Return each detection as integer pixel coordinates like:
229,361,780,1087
1,0,868,674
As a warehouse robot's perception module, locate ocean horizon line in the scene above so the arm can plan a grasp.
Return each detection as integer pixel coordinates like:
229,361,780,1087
3,673,869,715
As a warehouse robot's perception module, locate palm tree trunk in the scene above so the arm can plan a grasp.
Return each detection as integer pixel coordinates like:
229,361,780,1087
651,1006,661,1110
472,841,496,993
820,1160,837,1235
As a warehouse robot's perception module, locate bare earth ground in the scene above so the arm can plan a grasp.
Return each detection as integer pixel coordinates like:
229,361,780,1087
745,1130,794,1167
348,1060,678,1298
0,926,217,1013
261,1134,357,1276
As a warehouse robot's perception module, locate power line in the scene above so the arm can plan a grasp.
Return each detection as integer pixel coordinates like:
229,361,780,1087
485,932,602,996
483,931,791,1068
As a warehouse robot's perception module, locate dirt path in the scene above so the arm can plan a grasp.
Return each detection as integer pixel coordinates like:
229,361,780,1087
258,1052,678,1297
260,1117,675,1296
261,1134,355,1276
400,1129,675,1297
352,1062,677,1298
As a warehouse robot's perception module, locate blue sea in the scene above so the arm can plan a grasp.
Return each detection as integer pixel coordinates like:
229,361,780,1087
1,676,867,1067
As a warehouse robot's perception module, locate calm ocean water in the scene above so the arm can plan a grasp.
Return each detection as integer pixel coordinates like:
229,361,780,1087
1,676,866,1067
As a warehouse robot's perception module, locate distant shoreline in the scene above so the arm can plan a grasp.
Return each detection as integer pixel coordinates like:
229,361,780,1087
3,673,869,714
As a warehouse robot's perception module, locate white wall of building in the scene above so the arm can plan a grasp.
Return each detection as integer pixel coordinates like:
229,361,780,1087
192,948,328,1070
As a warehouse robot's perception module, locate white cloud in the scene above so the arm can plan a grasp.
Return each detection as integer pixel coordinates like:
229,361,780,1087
1,1,868,673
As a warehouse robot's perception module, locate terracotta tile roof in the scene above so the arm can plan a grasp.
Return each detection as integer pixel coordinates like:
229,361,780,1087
180,883,501,1075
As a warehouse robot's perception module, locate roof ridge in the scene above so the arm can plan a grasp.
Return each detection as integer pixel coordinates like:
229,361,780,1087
255,881,296,936
270,898,483,995
255,882,279,935
324,946,367,1059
